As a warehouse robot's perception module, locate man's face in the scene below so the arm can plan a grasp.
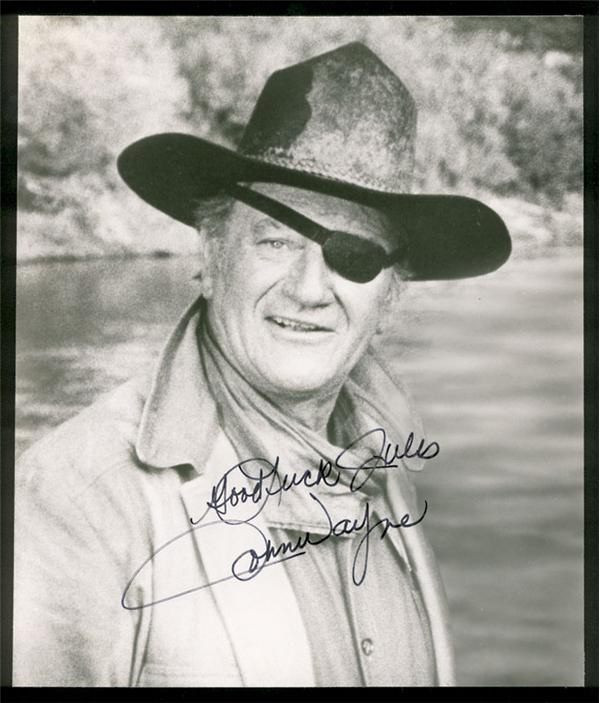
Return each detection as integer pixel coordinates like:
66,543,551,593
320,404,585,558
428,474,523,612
205,183,395,402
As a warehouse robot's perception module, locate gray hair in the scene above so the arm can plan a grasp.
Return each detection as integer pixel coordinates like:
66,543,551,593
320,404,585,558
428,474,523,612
194,194,236,240
193,194,236,282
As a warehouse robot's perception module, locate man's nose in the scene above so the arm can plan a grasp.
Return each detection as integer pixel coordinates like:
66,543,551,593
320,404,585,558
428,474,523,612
281,243,335,306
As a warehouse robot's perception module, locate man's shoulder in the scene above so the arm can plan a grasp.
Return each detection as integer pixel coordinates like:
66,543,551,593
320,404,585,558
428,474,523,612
16,373,152,499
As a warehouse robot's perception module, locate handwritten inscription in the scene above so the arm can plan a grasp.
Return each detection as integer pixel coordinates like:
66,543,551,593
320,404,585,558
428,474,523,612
121,428,436,609
193,427,438,524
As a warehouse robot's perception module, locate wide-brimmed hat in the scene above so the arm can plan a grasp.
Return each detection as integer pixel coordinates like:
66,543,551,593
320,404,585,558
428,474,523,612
117,42,511,281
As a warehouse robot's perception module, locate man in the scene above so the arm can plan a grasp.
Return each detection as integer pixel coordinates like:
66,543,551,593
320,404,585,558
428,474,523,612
13,42,511,687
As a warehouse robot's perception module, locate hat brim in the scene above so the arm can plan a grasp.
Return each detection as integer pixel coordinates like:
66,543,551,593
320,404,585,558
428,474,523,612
117,133,511,281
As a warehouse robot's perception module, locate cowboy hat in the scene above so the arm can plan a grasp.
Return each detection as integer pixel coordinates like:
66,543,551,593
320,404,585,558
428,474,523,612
117,42,511,281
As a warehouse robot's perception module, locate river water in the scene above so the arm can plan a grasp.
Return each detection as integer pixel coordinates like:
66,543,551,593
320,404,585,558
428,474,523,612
15,251,584,686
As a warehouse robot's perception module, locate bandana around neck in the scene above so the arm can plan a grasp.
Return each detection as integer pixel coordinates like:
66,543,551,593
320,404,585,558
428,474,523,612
197,305,426,535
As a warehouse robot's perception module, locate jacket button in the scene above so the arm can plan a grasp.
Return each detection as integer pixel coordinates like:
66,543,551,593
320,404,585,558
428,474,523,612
361,638,374,656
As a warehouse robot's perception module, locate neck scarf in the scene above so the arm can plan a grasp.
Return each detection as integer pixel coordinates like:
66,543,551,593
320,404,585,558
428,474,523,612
197,309,425,535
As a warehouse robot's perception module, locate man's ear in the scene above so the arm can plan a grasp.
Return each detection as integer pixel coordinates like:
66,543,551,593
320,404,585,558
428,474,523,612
202,271,214,299
195,233,217,299
376,273,403,333
375,306,393,334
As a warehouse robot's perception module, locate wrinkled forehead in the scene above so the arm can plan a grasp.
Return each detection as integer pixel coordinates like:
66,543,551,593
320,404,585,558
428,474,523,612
232,182,394,246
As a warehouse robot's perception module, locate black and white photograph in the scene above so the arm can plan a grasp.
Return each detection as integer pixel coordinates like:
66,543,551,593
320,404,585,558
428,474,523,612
6,11,589,689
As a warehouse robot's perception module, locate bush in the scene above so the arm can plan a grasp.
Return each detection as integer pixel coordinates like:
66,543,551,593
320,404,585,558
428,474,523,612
500,54,583,200
453,16,583,54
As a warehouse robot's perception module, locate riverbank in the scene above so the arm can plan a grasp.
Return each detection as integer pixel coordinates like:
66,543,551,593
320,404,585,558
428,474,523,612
16,192,582,264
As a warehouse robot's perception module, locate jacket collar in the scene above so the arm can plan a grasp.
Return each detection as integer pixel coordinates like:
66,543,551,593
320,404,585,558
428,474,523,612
135,297,218,473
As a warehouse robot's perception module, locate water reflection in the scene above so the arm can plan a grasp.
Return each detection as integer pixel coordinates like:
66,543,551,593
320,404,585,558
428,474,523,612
15,252,584,686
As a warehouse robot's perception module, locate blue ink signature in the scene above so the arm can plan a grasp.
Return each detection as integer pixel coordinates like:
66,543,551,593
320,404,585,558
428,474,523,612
121,427,434,609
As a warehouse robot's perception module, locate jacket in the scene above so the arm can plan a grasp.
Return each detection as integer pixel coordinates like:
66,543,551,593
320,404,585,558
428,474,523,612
13,299,455,687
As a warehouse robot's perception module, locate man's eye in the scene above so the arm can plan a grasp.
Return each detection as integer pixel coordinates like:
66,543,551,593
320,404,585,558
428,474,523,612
260,239,290,250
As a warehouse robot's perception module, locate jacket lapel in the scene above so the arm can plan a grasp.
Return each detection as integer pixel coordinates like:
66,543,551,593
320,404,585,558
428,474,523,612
179,431,315,687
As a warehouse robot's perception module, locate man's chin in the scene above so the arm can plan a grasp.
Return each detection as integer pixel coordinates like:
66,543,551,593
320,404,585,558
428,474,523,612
253,362,341,397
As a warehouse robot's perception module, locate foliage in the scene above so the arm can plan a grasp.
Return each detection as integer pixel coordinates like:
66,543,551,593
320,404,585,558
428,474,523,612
453,16,583,54
17,15,583,259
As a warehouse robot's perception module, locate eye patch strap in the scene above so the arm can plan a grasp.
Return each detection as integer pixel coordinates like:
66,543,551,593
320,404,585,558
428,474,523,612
227,183,332,248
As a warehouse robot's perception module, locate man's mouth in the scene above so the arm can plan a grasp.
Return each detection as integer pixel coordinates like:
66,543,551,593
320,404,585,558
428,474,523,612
267,315,333,333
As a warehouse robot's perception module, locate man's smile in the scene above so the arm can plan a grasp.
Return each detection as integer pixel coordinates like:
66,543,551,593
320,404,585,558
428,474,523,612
265,315,335,334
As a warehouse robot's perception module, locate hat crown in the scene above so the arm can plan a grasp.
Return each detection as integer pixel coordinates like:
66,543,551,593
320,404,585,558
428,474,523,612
116,42,511,281
239,42,417,193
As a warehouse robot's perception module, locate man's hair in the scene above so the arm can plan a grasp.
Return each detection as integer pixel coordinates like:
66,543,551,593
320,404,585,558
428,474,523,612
194,194,236,241
193,194,236,282
193,191,407,325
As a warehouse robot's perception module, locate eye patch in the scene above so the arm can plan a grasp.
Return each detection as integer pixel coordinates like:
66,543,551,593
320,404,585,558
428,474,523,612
226,184,405,283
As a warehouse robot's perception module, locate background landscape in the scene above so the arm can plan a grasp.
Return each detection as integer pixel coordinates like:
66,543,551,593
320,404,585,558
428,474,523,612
18,15,583,260
16,15,584,686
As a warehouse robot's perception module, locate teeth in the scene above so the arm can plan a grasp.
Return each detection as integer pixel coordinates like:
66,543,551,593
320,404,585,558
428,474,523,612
270,316,324,331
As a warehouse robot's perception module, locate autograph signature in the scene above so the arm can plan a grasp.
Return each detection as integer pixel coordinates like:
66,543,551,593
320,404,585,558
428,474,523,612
230,493,428,588
121,427,435,610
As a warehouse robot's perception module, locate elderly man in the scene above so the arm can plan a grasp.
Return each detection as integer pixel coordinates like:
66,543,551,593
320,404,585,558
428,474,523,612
13,43,510,687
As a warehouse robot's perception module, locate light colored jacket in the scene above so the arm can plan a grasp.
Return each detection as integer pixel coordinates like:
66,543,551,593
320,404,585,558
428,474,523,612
13,299,455,687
